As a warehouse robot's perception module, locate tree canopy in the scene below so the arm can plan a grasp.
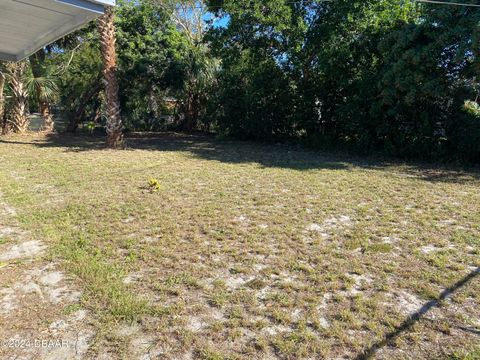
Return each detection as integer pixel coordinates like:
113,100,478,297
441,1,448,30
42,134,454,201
1,0,479,161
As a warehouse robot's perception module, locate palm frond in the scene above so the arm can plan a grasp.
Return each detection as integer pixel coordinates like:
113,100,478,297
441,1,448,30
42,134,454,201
26,75,59,103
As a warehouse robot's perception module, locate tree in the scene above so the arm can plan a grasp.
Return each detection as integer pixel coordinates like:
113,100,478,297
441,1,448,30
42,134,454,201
53,0,193,134
205,0,306,139
29,50,58,132
51,33,104,133
0,65,6,134
158,0,208,43
65,73,103,133
149,0,219,132
4,61,29,133
177,46,218,132
98,7,123,148
115,0,178,131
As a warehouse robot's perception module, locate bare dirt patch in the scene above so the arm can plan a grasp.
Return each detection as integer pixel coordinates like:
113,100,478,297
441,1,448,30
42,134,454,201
0,193,94,359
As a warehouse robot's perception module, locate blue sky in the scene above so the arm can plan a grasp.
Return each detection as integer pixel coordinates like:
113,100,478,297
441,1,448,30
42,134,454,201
202,9,230,29
212,15,230,28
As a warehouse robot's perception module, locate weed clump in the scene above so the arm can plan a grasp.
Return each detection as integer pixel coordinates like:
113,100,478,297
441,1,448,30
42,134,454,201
147,178,162,193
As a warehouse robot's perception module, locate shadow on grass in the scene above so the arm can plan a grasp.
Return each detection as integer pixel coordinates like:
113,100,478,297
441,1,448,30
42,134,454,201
0,132,479,182
355,267,480,360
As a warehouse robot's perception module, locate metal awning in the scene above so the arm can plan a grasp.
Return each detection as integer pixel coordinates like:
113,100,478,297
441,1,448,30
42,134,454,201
0,0,115,61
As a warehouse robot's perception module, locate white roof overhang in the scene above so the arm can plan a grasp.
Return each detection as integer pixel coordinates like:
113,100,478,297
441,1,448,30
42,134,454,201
0,0,115,61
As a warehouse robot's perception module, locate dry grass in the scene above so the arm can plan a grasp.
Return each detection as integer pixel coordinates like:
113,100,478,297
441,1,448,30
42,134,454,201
0,132,478,359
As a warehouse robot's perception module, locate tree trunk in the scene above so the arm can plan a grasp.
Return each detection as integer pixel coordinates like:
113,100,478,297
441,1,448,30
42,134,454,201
66,75,102,133
97,7,123,148
39,100,54,132
5,62,29,133
0,71,6,135
30,49,54,132
180,89,199,132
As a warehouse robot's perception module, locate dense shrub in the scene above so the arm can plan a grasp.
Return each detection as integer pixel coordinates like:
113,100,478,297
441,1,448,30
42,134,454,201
204,0,480,162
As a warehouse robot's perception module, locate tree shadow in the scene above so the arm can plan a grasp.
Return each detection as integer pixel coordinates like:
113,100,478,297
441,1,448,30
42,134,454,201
126,132,360,171
0,134,105,152
355,267,480,360
0,132,479,182
0,132,355,170
456,326,480,336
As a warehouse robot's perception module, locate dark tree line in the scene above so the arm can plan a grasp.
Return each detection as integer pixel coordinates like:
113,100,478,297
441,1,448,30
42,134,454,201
204,0,480,162
1,0,479,161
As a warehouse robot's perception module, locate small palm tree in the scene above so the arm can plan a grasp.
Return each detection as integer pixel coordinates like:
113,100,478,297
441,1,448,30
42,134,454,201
179,47,219,132
29,50,59,132
26,74,59,132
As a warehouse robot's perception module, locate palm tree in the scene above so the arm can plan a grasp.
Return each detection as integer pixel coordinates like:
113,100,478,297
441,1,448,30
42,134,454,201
97,7,123,148
179,47,219,132
5,61,29,133
27,75,58,132
29,50,58,132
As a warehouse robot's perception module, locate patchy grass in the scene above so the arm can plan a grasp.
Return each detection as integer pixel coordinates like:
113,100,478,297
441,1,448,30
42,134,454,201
0,132,479,359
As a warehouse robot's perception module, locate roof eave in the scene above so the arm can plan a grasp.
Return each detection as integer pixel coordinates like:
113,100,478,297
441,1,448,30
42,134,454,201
0,0,116,62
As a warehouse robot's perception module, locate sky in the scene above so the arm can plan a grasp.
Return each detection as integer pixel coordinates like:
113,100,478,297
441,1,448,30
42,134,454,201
211,15,230,28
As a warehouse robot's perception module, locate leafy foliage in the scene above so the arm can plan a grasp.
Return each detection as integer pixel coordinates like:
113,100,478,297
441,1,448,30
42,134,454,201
2,0,480,162
205,0,480,161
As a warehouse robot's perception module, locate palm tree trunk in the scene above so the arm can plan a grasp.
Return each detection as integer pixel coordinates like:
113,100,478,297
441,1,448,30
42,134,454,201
5,62,29,133
39,100,54,132
97,7,123,148
0,71,6,134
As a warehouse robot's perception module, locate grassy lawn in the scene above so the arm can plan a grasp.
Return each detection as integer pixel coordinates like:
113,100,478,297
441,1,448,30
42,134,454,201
0,133,479,359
